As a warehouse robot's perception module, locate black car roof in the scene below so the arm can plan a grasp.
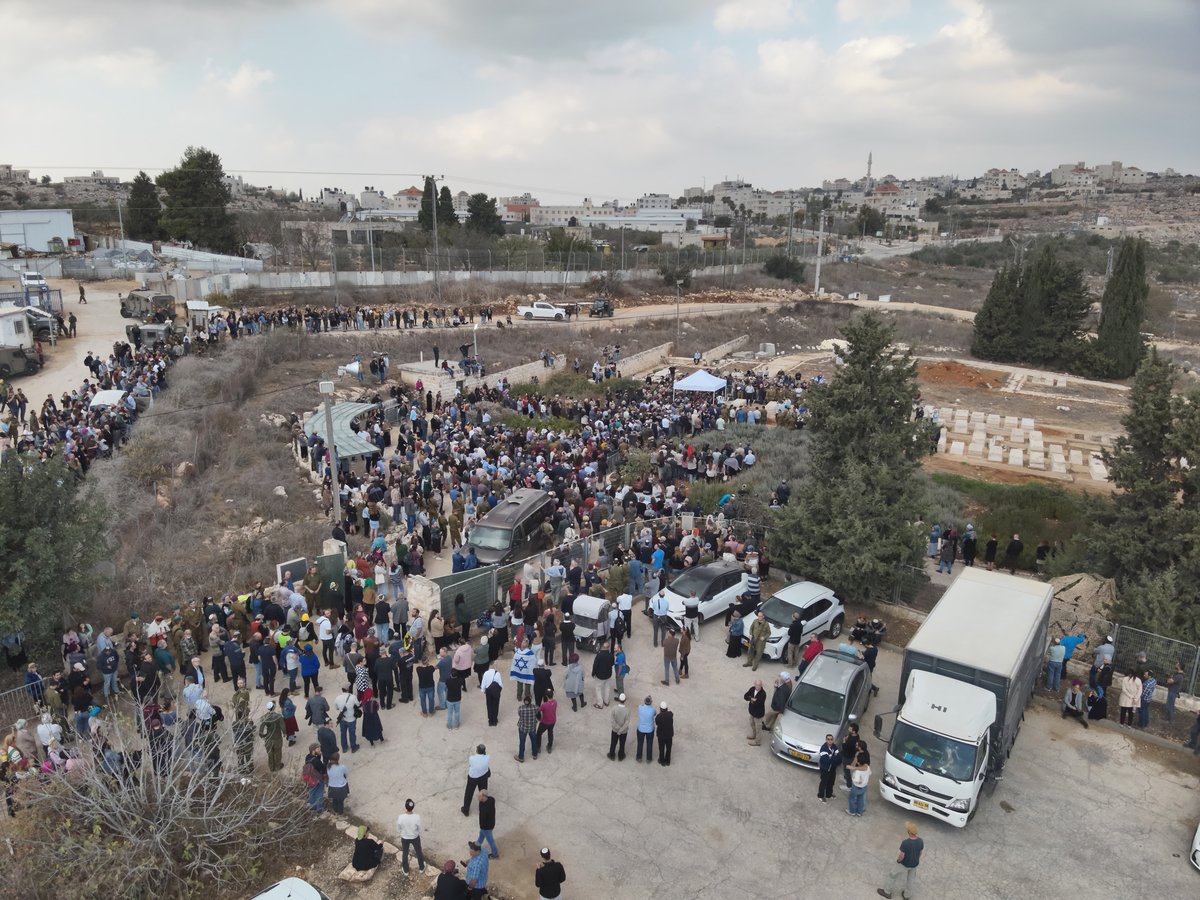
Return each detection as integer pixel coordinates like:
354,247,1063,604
477,488,552,528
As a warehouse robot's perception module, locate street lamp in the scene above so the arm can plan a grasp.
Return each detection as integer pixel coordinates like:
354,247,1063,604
319,380,341,527
675,279,684,350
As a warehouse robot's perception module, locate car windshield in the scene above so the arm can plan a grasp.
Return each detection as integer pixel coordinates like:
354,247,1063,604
468,525,512,551
785,682,843,724
669,569,715,597
890,721,978,783
759,595,798,627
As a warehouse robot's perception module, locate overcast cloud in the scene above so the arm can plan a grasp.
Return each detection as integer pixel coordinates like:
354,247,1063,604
8,0,1199,201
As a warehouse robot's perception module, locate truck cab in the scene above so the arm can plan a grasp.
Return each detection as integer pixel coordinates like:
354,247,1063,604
876,670,993,827
121,290,177,322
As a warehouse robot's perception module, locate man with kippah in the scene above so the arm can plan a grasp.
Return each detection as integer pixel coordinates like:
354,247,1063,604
534,846,567,899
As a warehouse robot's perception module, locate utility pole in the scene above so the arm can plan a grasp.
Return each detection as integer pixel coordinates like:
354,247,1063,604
786,198,794,257
1105,246,1114,279
331,246,340,303
675,279,683,349
428,174,443,303
814,213,826,294
319,381,341,526
116,200,127,278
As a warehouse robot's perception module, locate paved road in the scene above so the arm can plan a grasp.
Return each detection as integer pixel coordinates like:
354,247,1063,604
204,601,1199,900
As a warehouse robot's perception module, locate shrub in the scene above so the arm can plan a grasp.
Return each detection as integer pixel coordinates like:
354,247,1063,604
9,721,315,899
764,253,806,284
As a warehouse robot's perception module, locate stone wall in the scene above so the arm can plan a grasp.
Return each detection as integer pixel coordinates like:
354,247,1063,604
702,334,750,359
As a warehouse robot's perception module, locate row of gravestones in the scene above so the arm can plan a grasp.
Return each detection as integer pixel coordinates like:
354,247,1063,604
930,409,1109,481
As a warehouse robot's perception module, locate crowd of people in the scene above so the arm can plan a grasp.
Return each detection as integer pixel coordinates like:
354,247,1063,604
0,340,172,473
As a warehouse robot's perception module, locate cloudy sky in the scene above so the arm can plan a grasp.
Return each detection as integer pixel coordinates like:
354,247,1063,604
10,0,1199,202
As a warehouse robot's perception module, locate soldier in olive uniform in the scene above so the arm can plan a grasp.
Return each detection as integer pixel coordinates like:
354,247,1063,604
258,700,285,771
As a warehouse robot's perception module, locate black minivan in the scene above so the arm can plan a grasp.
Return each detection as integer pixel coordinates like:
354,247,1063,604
465,488,557,566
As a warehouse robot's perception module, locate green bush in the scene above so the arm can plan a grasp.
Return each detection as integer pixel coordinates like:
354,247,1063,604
764,254,806,284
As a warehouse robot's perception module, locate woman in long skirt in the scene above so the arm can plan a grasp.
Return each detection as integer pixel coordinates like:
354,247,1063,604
360,687,384,746
280,688,299,746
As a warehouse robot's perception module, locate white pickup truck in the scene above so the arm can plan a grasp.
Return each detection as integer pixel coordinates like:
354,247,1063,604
516,301,567,320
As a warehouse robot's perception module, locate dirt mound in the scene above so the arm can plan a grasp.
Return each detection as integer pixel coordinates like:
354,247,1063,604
919,360,1003,390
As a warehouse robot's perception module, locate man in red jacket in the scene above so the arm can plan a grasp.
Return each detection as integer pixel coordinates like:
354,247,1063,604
799,636,824,675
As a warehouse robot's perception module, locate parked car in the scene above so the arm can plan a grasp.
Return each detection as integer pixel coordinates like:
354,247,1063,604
516,301,567,320
643,560,748,628
1192,819,1200,871
742,581,845,661
250,877,331,900
770,649,872,768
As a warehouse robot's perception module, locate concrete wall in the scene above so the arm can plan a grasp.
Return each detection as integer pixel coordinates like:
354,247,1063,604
178,262,756,301
703,334,750,359
619,341,673,377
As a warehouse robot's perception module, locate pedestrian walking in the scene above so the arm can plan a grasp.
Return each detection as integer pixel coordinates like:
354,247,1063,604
662,628,680,685
679,626,691,679
515,696,539,762
878,821,923,899
476,789,499,858
564,653,585,711
537,689,557,754
745,611,770,670
461,744,491,816
446,671,463,729
361,688,384,745
482,663,503,726
396,798,429,876
744,680,766,746
534,847,568,900
607,693,629,761
258,699,285,771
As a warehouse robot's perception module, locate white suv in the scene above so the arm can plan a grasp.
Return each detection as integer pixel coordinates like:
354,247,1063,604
746,581,845,661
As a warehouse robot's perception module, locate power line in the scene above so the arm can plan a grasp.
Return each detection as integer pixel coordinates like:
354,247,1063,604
138,377,323,420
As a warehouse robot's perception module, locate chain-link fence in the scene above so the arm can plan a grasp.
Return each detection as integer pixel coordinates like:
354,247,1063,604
1113,624,1199,696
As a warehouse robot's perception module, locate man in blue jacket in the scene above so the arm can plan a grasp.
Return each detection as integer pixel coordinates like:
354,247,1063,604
817,733,842,803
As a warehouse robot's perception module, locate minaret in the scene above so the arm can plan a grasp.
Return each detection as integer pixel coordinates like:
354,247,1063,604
867,151,873,180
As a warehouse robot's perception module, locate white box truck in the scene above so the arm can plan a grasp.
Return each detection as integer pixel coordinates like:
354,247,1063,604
873,568,1051,827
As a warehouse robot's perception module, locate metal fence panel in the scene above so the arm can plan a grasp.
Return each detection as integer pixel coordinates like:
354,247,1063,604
1113,624,1200,696
433,568,496,624
0,682,43,728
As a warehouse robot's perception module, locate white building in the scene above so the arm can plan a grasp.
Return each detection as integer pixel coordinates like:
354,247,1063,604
0,165,33,184
0,209,76,252
63,170,120,186
358,188,395,210
636,193,673,209
979,168,1027,191
530,200,700,232
316,187,356,210
222,174,246,196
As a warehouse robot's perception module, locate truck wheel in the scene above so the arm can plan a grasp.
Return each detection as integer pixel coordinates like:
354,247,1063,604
524,312,533,319
554,313,564,321
0,364,10,377
24,361,39,374
827,615,844,638
120,308,131,318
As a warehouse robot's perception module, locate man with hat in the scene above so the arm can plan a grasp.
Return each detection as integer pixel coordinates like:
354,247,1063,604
655,701,675,766
534,847,567,900
435,859,468,900
763,671,792,731
463,840,489,898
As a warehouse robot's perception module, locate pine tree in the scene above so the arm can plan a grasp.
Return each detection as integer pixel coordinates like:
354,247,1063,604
155,147,240,253
465,193,505,236
126,171,162,241
1071,350,1200,642
437,186,457,228
971,265,1021,361
772,312,928,602
1095,237,1148,377
418,177,436,232
1029,247,1090,366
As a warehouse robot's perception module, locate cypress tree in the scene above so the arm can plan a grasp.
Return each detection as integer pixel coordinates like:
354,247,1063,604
1095,237,1148,378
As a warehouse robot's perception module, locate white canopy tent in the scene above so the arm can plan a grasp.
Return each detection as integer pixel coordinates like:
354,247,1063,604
672,369,728,393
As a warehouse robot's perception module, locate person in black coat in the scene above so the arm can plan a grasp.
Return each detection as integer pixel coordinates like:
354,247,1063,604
655,703,674,766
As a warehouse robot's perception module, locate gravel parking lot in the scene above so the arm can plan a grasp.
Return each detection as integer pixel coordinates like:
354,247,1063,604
279,610,1200,899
